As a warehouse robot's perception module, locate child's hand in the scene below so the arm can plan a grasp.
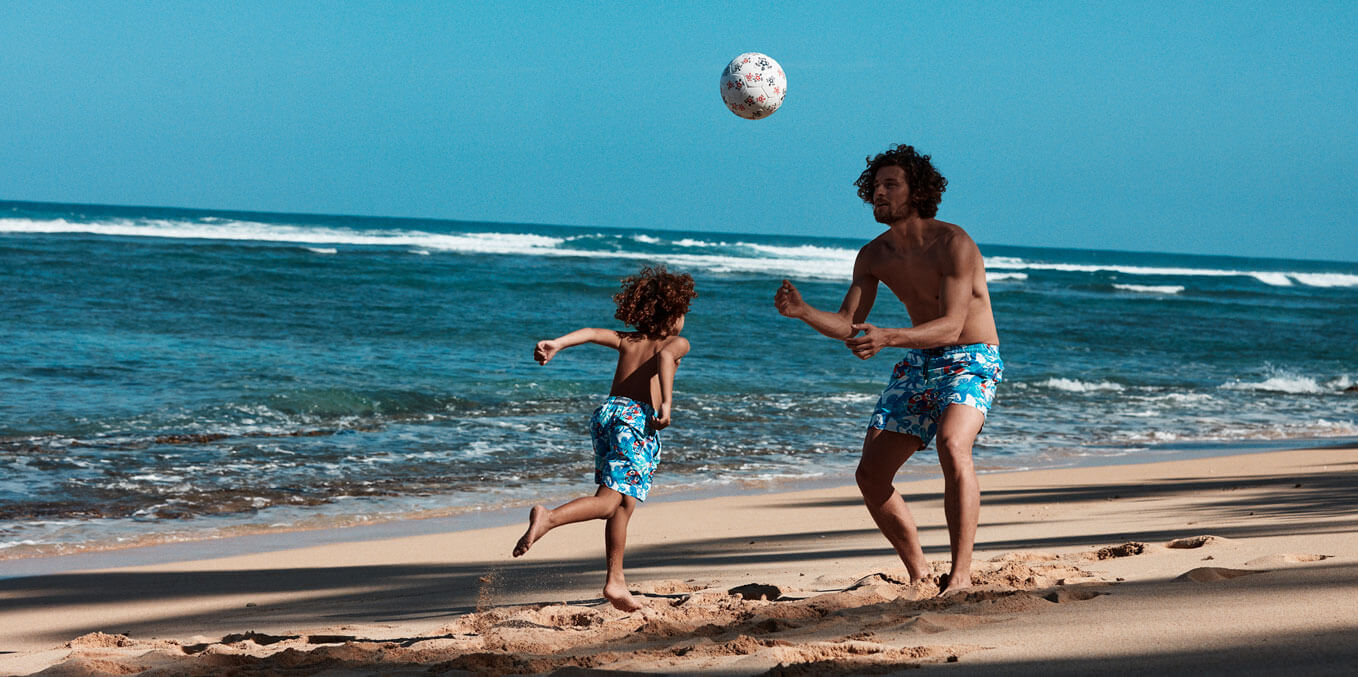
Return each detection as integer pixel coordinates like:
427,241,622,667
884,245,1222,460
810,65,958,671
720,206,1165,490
534,340,560,365
652,402,672,430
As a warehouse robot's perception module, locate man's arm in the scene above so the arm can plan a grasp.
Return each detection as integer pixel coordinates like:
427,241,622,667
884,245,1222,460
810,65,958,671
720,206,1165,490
845,235,978,359
534,327,622,365
775,248,878,340
653,336,691,429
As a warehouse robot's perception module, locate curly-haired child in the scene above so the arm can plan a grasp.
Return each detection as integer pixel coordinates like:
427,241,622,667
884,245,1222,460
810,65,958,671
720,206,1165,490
512,265,695,611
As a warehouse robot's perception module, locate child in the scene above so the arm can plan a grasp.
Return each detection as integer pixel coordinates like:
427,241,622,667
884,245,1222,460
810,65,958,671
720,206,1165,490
512,265,695,611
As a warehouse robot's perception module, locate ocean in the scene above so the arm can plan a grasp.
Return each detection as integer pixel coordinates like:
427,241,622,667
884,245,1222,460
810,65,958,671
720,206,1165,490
2,200,1355,559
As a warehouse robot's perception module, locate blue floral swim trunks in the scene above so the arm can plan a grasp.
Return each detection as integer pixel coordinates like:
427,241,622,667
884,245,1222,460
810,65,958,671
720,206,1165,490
867,343,1004,448
590,395,661,501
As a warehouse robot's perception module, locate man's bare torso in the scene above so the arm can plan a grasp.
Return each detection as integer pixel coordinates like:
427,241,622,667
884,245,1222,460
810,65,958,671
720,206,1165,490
863,219,1000,346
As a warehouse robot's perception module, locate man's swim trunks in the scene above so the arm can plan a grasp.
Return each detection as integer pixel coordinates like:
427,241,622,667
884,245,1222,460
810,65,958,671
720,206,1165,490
868,343,1003,448
591,395,661,501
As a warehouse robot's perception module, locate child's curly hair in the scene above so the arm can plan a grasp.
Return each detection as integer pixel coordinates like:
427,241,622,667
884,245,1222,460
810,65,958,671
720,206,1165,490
613,265,696,338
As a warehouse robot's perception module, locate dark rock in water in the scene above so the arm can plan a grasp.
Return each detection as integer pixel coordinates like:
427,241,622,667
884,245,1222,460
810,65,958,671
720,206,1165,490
1345,384,1358,393
728,583,782,601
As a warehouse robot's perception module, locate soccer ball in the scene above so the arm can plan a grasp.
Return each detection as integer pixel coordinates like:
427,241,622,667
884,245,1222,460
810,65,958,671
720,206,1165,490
719,52,786,120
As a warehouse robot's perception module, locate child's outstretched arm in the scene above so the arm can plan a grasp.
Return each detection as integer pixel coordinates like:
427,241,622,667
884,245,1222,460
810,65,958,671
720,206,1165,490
653,337,691,429
534,328,622,365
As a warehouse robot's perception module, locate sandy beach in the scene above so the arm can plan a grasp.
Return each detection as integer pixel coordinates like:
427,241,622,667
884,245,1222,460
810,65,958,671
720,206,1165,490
1,445,1355,676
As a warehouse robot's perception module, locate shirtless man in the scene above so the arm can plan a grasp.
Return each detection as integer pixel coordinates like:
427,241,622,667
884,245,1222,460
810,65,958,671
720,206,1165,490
775,144,1003,594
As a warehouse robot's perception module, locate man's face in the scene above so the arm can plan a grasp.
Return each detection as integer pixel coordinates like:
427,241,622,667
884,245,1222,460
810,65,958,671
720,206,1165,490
871,165,913,224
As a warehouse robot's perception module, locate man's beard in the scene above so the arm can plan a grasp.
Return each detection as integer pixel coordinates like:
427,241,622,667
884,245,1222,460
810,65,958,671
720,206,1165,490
873,203,898,224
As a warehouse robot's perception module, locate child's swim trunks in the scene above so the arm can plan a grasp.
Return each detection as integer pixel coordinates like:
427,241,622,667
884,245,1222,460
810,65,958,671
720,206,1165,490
867,343,1003,448
590,395,661,501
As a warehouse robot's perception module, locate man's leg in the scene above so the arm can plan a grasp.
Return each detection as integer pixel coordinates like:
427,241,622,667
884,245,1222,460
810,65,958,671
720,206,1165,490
934,404,985,592
602,495,641,611
856,428,930,581
513,485,624,557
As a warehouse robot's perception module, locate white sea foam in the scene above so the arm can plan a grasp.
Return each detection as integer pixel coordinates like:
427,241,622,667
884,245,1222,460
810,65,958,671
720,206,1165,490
1038,378,1126,392
1290,272,1358,287
0,217,568,253
987,272,1028,282
1111,418,1358,444
0,539,42,550
1113,283,1184,294
1250,272,1292,286
1135,392,1216,404
985,255,1357,288
5,216,1356,287
1221,374,1327,394
306,247,337,255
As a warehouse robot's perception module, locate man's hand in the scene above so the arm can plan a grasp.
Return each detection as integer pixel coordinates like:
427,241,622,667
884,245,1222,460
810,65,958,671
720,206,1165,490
845,323,889,360
534,340,560,365
652,402,672,430
774,279,807,318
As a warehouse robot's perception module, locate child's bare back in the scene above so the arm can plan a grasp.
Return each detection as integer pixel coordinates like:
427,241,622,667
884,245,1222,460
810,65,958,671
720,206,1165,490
607,329,688,426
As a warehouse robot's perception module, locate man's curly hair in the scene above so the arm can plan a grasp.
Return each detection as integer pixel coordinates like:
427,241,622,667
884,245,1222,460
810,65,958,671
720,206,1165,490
613,265,696,338
853,144,948,219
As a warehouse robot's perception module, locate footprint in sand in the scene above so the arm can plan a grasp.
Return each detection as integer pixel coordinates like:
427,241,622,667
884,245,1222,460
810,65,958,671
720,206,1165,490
1174,567,1262,583
1244,553,1334,567
1079,541,1156,561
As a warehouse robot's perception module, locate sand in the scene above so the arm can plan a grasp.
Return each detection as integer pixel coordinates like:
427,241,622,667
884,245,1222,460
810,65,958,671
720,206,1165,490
1,446,1355,676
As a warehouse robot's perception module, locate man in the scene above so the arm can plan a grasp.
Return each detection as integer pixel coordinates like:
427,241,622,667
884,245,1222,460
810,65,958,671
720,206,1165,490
774,144,1002,594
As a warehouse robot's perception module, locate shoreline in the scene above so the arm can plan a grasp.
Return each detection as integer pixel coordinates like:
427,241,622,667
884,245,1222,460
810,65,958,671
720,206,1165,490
1,444,1354,674
5,434,1356,577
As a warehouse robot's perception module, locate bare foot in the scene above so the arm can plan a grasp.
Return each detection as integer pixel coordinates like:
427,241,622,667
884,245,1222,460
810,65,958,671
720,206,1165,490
938,572,972,596
512,505,548,557
603,581,642,612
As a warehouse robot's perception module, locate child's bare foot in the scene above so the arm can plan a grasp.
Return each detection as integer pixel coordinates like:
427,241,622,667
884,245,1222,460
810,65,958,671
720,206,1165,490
512,505,548,557
602,581,642,611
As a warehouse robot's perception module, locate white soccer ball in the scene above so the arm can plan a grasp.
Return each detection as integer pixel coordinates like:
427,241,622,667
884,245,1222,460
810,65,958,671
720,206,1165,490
719,52,786,120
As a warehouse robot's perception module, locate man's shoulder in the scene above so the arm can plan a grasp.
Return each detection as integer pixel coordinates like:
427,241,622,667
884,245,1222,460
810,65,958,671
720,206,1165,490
930,218,971,238
859,230,894,256
929,219,979,251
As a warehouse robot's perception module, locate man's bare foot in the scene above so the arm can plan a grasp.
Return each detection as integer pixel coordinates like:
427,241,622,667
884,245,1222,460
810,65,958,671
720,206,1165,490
602,581,642,612
512,505,548,557
938,572,972,596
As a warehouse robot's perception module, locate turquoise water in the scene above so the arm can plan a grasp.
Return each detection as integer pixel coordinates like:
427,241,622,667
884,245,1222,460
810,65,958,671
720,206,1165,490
2,200,1355,556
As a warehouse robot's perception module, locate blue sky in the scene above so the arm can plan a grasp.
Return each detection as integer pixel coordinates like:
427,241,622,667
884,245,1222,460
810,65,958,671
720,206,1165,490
3,1,1355,261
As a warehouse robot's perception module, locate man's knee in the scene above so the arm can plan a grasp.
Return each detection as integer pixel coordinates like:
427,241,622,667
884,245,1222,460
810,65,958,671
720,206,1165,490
855,462,895,501
936,435,976,482
858,461,890,499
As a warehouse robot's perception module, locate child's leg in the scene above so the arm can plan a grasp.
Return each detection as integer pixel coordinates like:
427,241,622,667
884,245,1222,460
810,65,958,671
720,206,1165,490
601,495,640,611
513,485,624,557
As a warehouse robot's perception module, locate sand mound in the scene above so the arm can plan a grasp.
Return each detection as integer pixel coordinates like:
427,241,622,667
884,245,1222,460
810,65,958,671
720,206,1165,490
62,633,138,649
1245,553,1333,566
896,612,997,635
989,551,1060,563
1175,567,1262,583
761,641,979,675
1166,535,1229,549
634,579,708,595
